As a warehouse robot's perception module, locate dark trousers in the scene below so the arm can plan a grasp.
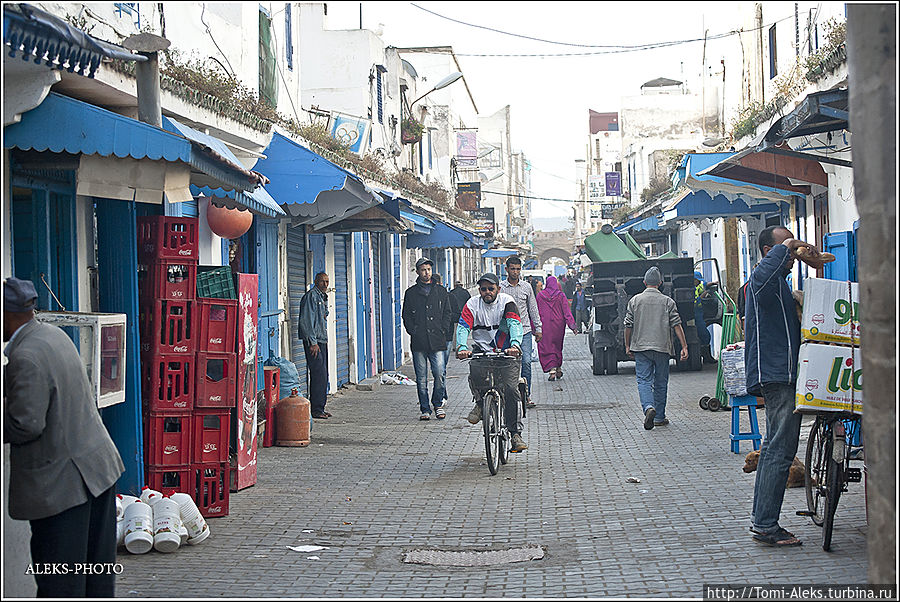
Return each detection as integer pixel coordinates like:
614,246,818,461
28,484,117,598
304,340,329,414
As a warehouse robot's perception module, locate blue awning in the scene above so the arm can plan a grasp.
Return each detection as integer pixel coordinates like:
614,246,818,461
523,259,538,269
407,220,481,249
482,249,518,258
376,190,435,234
3,3,146,78
253,131,383,229
190,185,284,219
613,216,645,233
674,152,801,206
661,189,785,224
163,116,266,194
4,92,191,162
630,215,660,232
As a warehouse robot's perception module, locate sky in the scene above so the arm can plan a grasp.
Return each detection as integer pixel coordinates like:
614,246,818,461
324,1,808,225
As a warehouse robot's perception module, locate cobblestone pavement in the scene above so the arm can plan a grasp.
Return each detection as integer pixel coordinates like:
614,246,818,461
116,332,868,598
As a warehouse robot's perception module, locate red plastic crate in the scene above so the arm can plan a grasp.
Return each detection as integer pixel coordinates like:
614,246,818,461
196,298,237,353
192,410,231,465
195,352,237,408
139,299,196,355
141,354,194,412
139,260,197,302
137,216,199,262
146,466,192,497
262,367,280,448
144,412,193,467
193,463,230,518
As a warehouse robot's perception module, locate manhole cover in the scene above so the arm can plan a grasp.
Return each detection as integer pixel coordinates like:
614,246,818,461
403,545,544,566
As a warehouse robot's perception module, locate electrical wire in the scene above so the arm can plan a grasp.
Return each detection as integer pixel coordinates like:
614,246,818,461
410,3,795,57
481,189,622,205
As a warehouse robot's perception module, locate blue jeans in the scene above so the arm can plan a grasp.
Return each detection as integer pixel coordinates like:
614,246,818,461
412,349,447,415
633,350,671,421
751,382,802,534
694,304,711,346
520,331,534,395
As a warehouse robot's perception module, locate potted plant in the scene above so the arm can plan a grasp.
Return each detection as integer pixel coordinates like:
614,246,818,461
401,117,424,144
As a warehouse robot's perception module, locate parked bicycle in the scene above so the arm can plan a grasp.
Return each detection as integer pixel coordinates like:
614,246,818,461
799,411,864,551
463,349,527,475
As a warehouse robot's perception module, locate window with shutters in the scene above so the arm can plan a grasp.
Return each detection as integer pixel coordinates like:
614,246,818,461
768,24,778,79
284,3,293,71
259,7,278,107
428,130,433,169
375,65,387,124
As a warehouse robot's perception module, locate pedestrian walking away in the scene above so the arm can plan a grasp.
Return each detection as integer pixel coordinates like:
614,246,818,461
623,266,689,430
402,257,454,421
299,272,332,419
745,226,818,548
500,256,542,408
3,277,125,598
571,281,590,334
536,276,577,381
456,273,527,452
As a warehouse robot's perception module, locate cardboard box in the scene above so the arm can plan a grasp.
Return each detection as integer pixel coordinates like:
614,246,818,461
800,277,860,346
795,342,863,415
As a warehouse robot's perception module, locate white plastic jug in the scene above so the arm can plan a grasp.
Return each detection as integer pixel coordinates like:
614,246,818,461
123,501,153,554
152,498,181,553
140,486,163,505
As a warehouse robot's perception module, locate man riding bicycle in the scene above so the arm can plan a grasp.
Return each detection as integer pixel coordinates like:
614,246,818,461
456,273,527,453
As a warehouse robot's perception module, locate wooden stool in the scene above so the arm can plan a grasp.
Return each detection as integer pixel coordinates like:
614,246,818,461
730,394,761,454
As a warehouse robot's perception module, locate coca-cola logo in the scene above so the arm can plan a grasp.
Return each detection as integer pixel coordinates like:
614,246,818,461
210,395,222,402
172,291,185,297
178,249,192,256
173,346,188,353
203,443,218,452
208,506,222,513
106,335,118,342
174,401,187,407
163,445,178,454
210,338,222,344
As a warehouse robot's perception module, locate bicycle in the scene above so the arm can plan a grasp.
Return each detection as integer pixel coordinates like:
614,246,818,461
798,411,864,551
464,349,526,476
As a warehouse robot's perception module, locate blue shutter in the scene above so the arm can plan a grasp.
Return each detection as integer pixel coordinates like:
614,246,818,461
334,234,352,387
372,233,383,372
376,71,383,124
428,130,433,169
393,234,402,367
823,231,853,281
286,225,308,396
285,3,293,71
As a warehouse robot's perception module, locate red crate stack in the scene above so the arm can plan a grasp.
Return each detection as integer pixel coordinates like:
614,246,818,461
139,217,201,507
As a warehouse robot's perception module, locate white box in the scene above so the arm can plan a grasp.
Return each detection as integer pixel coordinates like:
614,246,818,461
800,277,860,346
795,342,863,415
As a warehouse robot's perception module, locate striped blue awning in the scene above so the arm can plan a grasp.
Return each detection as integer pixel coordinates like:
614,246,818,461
482,249,518,258
407,220,482,249
4,92,190,161
189,185,285,219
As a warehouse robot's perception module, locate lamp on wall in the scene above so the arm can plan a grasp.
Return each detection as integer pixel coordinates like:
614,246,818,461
409,71,464,109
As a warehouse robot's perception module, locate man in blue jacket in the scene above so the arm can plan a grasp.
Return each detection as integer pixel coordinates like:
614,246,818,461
745,225,815,547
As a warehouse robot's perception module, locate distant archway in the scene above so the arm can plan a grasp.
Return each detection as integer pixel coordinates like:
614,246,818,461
539,247,571,266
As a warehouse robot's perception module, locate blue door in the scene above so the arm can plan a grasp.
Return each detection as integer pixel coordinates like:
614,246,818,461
823,231,853,281
255,219,280,385
372,233,383,372
286,224,308,397
334,234,352,387
353,232,372,381
393,235,403,367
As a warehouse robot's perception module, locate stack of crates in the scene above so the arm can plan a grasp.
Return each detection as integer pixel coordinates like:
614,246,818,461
137,216,233,517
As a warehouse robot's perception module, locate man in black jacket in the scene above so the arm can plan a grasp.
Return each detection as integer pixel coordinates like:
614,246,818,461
402,257,454,420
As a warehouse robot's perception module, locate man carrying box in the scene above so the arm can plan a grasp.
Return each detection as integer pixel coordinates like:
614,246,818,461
744,225,817,547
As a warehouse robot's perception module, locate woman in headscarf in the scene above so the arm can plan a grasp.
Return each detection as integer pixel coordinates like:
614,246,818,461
536,276,577,380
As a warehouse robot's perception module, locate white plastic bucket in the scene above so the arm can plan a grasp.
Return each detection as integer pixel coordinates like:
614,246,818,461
123,501,153,554
153,498,181,553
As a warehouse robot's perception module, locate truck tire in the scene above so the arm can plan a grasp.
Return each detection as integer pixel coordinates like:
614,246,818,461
592,346,605,375
605,347,618,375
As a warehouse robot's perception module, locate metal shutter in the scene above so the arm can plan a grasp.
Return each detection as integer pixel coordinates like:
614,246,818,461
393,234,402,367
372,233,383,372
286,225,308,397
334,234,351,387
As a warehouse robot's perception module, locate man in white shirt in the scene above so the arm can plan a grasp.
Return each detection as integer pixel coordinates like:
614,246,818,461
499,256,541,408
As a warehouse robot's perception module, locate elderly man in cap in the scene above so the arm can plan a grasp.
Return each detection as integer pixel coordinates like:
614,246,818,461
402,257,454,420
3,277,124,597
623,267,689,430
456,272,527,452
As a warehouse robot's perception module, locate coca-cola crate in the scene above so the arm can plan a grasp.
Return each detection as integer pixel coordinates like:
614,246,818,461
195,352,237,409
146,466,192,497
193,463,230,518
262,366,280,448
137,216,199,262
192,410,230,465
144,412,193,467
197,298,237,353
138,260,197,302
139,299,196,355
141,354,194,413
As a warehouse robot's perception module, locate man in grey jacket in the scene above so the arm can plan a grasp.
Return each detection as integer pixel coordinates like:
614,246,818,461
624,267,689,430
299,272,331,419
500,256,542,408
3,277,124,597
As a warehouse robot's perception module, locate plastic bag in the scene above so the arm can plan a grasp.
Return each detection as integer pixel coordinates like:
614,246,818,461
264,356,303,400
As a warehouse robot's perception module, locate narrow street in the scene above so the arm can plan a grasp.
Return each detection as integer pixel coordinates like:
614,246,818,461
115,332,868,598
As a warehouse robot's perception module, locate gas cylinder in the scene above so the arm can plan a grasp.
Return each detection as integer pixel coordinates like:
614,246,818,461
276,388,311,447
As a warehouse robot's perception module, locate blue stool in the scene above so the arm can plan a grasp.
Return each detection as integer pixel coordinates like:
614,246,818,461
730,394,761,454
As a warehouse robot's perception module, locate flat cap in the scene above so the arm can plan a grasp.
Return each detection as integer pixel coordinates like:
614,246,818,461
477,272,500,286
4,277,38,312
415,257,434,269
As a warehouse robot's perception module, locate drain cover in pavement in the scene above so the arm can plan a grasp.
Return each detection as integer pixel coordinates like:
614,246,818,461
403,545,544,566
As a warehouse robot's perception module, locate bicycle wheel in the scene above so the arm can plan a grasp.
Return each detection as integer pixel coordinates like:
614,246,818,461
483,391,501,475
822,432,845,552
805,416,828,526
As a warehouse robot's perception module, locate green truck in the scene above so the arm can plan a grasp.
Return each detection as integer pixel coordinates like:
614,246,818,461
583,224,705,375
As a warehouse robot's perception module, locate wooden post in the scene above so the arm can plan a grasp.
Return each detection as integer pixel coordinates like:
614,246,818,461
723,217,740,301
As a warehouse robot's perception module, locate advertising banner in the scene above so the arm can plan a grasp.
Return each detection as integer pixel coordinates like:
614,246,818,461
800,277,860,346
601,202,624,219
456,131,477,167
234,273,259,491
328,112,371,155
468,207,495,236
590,204,603,219
795,342,863,415
605,171,622,197
456,181,482,211
588,175,605,200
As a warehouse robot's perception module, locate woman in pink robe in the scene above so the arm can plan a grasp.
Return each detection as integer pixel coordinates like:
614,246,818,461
536,276,577,380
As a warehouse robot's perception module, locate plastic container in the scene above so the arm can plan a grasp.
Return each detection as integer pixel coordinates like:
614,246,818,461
152,497,182,553
170,492,210,545
196,266,236,300
123,501,154,554
140,486,163,505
